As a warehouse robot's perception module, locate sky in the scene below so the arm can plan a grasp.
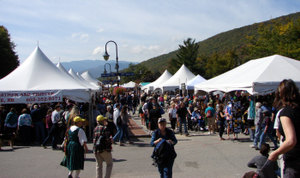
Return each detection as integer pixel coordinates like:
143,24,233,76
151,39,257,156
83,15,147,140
0,0,299,64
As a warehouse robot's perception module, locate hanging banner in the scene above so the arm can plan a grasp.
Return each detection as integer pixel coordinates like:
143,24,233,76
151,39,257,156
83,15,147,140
0,90,63,104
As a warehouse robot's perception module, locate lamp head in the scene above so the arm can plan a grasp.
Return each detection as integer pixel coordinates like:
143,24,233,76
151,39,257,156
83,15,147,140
103,51,110,61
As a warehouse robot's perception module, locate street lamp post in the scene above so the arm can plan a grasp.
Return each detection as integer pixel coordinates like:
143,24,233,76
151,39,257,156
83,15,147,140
103,40,120,87
104,63,112,74
104,63,112,90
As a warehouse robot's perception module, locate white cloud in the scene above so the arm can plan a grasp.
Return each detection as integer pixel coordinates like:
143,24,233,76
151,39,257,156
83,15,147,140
92,46,104,55
97,28,104,33
71,32,89,42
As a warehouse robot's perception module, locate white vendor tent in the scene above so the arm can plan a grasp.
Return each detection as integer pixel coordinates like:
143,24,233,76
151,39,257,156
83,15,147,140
185,75,207,90
68,69,98,90
160,64,196,91
122,81,137,88
0,46,91,104
194,54,300,95
81,71,100,86
142,70,172,92
76,72,100,90
56,62,70,75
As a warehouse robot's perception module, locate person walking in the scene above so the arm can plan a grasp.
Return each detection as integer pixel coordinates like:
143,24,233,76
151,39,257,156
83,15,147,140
151,118,177,178
4,107,18,149
113,103,123,146
65,116,88,178
216,104,226,140
176,102,189,136
17,108,32,145
42,105,61,149
251,102,264,150
31,104,46,144
120,105,133,144
205,103,216,135
93,115,113,178
168,103,177,132
268,79,300,177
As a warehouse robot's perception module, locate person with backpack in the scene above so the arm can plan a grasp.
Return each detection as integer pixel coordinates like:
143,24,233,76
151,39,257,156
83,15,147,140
93,115,113,178
205,102,216,135
151,118,177,178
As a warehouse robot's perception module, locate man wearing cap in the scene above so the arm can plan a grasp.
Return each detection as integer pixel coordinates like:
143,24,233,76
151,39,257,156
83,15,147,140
251,102,264,149
64,116,88,178
151,118,177,178
93,115,113,178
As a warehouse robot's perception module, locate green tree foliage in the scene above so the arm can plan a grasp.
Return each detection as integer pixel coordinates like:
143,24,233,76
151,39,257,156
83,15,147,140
204,50,237,78
0,26,19,79
169,38,199,74
245,19,300,60
119,63,160,84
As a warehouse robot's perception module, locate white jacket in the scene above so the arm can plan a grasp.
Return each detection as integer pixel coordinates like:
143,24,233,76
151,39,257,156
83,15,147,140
113,107,120,126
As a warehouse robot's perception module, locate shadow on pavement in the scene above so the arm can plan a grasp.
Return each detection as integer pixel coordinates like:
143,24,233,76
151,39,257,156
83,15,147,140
113,158,127,162
0,148,14,152
10,146,30,150
131,142,151,148
176,138,192,142
85,158,96,162
235,138,252,143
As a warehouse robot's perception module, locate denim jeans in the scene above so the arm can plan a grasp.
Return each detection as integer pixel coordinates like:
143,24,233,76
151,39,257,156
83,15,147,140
260,126,278,148
113,125,123,143
179,118,188,134
253,125,265,149
34,121,46,143
248,128,254,141
42,123,58,148
158,159,174,178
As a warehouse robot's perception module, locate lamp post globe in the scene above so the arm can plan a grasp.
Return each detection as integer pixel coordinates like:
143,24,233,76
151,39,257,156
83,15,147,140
103,52,110,61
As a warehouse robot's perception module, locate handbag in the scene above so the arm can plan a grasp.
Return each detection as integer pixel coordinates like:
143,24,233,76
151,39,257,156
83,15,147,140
116,116,122,126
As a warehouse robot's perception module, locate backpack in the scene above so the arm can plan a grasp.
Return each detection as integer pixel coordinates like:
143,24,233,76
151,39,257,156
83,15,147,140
206,110,212,118
95,127,107,152
151,138,177,167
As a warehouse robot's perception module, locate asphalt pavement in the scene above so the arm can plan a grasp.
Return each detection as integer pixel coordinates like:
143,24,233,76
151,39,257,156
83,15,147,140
0,112,268,178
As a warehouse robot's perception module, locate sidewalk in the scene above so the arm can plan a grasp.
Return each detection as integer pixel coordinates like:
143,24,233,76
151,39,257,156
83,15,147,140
128,113,149,137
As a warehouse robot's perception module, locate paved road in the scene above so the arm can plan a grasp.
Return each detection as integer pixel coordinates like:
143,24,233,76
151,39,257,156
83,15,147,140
0,113,266,178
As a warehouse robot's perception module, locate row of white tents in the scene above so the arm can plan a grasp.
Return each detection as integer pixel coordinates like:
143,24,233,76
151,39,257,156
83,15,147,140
142,64,207,92
0,47,101,104
143,54,300,95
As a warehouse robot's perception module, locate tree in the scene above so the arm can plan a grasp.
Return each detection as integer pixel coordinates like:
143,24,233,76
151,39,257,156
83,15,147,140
0,26,19,79
169,38,199,74
120,64,158,83
245,19,300,60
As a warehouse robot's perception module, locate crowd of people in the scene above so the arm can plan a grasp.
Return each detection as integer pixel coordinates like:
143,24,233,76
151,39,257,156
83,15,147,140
0,79,299,178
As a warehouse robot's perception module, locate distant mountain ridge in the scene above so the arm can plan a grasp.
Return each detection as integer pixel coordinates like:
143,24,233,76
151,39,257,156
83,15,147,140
59,60,136,78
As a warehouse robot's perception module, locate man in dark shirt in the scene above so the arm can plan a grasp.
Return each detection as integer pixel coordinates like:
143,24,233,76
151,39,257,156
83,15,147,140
176,102,189,136
31,104,45,144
